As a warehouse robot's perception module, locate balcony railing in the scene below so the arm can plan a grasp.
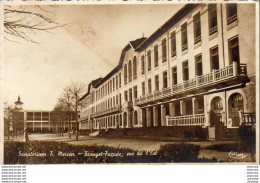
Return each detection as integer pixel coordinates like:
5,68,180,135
227,14,238,25
162,87,171,95
194,36,201,45
197,73,213,86
135,63,248,106
123,101,133,109
242,112,256,126
182,44,188,51
166,114,205,126
162,56,167,62
171,51,176,58
215,64,233,80
147,93,154,100
93,105,121,117
209,26,218,36
154,90,162,98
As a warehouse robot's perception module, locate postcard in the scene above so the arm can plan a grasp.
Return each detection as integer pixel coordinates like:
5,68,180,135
1,1,259,165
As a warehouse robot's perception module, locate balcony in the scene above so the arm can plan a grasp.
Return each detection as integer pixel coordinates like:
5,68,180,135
166,114,205,126
171,51,176,58
123,101,133,109
242,112,256,126
194,36,201,45
92,105,121,118
162,56,167,62
134,62,248,106
182,44,188,51
227,14,237,25
209,26,218,36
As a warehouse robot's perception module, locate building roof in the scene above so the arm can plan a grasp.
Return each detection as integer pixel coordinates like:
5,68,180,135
129,37,147,49
14,96,23,105
135,4,199,52
80,37,146,101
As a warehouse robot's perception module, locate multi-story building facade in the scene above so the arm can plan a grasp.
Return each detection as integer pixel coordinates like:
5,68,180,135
79,4,256,133
24,110,77,133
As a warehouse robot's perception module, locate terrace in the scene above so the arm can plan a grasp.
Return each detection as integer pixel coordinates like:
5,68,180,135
135,62,248,106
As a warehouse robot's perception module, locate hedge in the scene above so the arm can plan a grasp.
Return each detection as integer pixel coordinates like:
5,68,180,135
4,141,201,164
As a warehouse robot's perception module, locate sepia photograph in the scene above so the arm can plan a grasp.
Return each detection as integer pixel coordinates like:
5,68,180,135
2,2,258,164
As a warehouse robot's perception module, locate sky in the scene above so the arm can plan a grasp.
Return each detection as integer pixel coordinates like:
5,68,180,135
4,4,183,110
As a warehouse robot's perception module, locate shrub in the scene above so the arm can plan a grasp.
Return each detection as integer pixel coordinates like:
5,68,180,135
237,126,256,154
4,141,201,164
158,143,200,163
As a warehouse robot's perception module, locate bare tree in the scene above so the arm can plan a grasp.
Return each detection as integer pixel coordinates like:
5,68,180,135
65,81,86,141
52,101,66,136
4,5,64,43
4,102,24,140
58,90,73,139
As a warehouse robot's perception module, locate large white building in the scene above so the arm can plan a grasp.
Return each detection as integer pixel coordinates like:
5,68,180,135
79,4,256,136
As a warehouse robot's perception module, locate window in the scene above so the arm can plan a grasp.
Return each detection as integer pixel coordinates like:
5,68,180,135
116,75,118,89
110,80,112,93
116,95,118,105
228,36,240,64
124,91,128,102
163,71,168,88
141,55,145,75
129,88,133,102
208,4,218,35
172,66,177,85
171,31,176,57
162,38,167,62
148,78,152,93
133,86,138,99
133,56,137,79
27,112,33,120
119,73,121,88
193,13,201,44
182,61,189,81
113,97,115,106
227,4,237,25
155,75,159,91
142,82,145,96
211,97,223,114
210,46,219,71
113,78,115,91
124,64,127,85
147,50,151,71
119,94,121,105
195,54,203,76
128,60,132,82
181,23,188,51
154,45,158,67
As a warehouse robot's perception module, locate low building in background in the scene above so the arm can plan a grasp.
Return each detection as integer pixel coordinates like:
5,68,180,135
24,110,77,133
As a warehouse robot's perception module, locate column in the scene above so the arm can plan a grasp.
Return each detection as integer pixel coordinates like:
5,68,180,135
233,61,238,76
192,97,198,115
180,100,186,115
239,110,244,126
153,106,158,127
127,112,132,128
161,105,166,126
146,108,152,127
205,110,210,126
221,111,226,126
169,102,175,117
141,109,146,127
